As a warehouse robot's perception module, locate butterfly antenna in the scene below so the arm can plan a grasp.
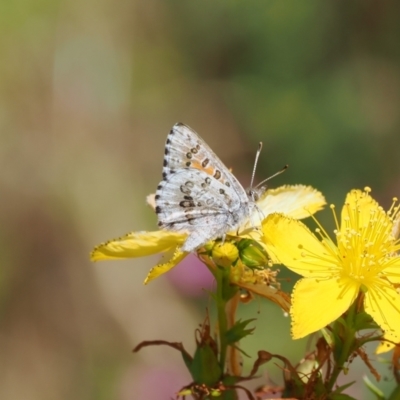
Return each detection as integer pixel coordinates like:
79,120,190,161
255,164,289,189
249,142,263,191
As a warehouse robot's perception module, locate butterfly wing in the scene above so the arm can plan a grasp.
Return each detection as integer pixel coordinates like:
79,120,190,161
155,123,251,252
160,123,243,190
156,169,247,252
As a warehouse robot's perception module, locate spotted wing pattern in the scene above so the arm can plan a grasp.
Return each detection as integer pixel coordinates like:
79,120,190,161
155,123,253,252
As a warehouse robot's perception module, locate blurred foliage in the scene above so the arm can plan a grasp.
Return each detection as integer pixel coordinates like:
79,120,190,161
1,0,400,399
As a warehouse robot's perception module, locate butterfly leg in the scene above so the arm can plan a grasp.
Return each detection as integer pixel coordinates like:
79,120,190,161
250,204,265,230
220,233,226,245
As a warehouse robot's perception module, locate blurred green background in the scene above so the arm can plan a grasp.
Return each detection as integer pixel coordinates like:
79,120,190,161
1,1,400,399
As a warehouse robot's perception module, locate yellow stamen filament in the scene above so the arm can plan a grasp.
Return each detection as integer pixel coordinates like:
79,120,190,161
296,243,340,277
300,188,400,299
309,212,335,245
387,197,399,217
330,204,340,231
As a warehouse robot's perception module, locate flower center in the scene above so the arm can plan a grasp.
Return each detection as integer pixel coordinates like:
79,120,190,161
298,188,400,290
334,188,400,288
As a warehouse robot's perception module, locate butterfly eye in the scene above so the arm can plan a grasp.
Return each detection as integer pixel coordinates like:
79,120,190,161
247,189,259,202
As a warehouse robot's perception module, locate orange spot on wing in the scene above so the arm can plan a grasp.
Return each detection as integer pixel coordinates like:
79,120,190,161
189,160,230,185
190,160,215,175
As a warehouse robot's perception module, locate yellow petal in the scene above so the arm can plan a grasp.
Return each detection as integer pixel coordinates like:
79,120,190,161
341,189,390,232
91,230,187,261
376,338,396,354
236,282,291,312
364,285,400,345
144,248,186,284
381,259,400,284
256,185,326,220
262,213,337,277
291,277,359,339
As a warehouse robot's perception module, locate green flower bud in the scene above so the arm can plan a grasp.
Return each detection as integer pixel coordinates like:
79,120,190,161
203,240,216,253
239,240,269,269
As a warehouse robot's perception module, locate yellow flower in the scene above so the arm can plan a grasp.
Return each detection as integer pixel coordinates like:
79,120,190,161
376,336,398,354
91,230,187,284
250,184,327,221
262,188,400,343
91,185,326,284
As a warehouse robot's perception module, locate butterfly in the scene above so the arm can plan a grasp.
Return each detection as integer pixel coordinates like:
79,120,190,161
154,123,269,253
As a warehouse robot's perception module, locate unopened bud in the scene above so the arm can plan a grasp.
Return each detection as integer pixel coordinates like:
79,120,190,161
240,241,269,269
212,242,239,267
203,240,216,253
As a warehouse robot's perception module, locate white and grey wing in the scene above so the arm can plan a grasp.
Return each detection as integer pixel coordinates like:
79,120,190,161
162,123,230,174
155,169,248,252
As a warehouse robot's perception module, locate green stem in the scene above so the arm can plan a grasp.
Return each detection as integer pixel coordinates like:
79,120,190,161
215,266,229,370
326,299,358,392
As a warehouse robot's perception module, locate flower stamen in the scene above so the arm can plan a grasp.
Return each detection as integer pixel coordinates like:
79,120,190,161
263,188,400,342
330,204,340,231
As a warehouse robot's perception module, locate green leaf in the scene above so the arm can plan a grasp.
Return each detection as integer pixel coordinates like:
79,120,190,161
354,311,376,331
181,348,194,372
321,327,334,347
363,376,385,400
225,319,255,344
333,381,355,393
333,316,347,331
329,394,357,400
190,343,222,386
332,381,356,394
331,329,344,363
229,343,251,358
